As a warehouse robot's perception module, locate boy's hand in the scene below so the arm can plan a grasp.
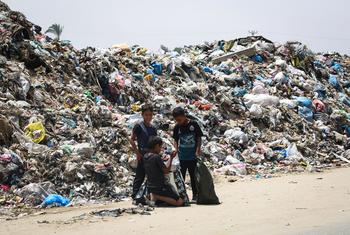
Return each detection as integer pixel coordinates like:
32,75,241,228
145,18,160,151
171,150,178,158
136,152,142,161
162,155,170,161
195,149,202,158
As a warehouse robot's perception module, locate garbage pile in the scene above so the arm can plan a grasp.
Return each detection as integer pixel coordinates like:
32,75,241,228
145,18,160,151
1,1,350,208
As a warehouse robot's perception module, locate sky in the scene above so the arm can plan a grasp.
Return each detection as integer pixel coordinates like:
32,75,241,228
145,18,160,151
3,0,350,54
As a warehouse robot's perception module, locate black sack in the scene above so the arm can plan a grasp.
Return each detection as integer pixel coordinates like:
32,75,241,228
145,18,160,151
134,182,149,205
195,159,220,205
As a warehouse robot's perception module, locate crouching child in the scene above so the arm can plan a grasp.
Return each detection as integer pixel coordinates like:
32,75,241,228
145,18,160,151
143,136,184,207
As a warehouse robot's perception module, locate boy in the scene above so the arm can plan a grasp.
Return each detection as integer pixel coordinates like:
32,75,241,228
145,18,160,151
130,104,157,200
172,107,203,202
143,136,184,206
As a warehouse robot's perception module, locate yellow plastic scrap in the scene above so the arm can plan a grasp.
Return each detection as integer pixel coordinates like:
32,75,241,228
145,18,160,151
223,40,234,52
25,122,46,143
144,74,153,81
291,56,300,67
131,104,141,112
64,96,79,111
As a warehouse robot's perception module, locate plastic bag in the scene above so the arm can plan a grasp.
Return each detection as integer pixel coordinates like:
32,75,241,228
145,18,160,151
134,182,149,205
286,143,304,160
168,170,190,206
294,96,312,108
280,99,298,108
14,132,49,154
329,75,339,89
244,94,279,107
298,106,313,122
339,93,350,107
252,85,268,94
249,104,263,118
224,128,249,144
24,122,45,143
232,87,247,97
19,182,56,206
251,54,263,63
151,62,163,75
195,159,220,205
314,84,327,99
43,194,70,207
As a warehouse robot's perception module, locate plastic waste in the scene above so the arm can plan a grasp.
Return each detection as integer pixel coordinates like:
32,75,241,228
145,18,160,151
24,122,46,143
224,128,249,144
280,99,298,108
286,143,304,160
151,62,162,75
294,96,312,108
232,87,247,97
312,99,325,112
332,62,342,71
252,85,268,94
251,54,263,63
203,66,213,74
194,159,220,205
339,93,350,107
298,106,313,122
249,104,263,118
43,194,70,207
244,94,280,107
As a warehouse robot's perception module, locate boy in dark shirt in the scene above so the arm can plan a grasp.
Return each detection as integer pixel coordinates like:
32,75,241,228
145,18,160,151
129,104,157,200
172,107,203,202
144,136,184,206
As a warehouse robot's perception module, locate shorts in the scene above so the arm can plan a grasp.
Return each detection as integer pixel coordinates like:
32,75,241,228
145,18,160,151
149,184,180,200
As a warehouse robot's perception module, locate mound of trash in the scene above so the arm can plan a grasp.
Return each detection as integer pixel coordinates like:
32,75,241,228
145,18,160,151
1,1,350,208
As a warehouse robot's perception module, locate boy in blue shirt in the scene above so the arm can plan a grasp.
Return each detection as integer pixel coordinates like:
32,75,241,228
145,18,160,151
172,107,203,202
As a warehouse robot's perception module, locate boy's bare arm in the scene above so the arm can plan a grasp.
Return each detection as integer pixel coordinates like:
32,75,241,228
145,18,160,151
172,140,178,157
162,154,176,174
196,137,202,157
129,132,142,160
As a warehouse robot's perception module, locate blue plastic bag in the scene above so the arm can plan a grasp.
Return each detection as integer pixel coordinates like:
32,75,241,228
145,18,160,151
339,93,350,107
151,62,162,75
43,194,70,207
132,73,144,81
313,60,323,68
298,106,313,122
294,97,312,108
332,62,342,71
314,84,327,99
251,54,263,63
343,125,350,137
232,87,247,97
329,75,340,89
203,66,213,74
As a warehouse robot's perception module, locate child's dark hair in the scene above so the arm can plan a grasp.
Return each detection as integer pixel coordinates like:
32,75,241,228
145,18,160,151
172,107,186,118
147,136,163,149
141,104,153,114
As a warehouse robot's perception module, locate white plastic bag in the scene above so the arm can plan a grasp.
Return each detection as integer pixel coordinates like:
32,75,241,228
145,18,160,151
243,94,279,107
249,104,263,118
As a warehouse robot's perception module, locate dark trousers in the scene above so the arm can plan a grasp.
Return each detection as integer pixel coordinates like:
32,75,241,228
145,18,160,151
180,160,198,197
131,159,145,199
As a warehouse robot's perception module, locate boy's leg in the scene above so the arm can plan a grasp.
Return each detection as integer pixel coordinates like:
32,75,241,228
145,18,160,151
188,160,198,199
180,160,188,181
131,159,145,199
152,194,184,207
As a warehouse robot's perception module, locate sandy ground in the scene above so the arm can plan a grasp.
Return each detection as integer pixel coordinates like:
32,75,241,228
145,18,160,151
3,167,350,235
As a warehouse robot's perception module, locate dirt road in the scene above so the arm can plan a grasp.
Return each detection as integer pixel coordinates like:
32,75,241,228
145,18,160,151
3,168,350,235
